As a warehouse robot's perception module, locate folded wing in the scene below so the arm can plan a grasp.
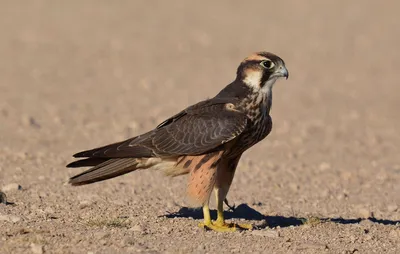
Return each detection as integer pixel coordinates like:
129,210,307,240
70,98,248,160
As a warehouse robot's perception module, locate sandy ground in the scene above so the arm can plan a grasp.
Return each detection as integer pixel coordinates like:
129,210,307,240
1,1,400,253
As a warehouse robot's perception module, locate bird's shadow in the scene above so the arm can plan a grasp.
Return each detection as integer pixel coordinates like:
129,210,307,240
163,203,400,229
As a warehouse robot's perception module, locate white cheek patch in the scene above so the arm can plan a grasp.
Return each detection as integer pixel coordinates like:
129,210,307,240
243,70,262,89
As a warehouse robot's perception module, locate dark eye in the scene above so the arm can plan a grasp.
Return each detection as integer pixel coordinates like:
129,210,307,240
260,60,275,69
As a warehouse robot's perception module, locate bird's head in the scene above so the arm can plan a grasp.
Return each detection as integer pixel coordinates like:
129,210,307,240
236,52,288,93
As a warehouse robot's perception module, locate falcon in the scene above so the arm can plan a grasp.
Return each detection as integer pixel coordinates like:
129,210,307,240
67,52,289,232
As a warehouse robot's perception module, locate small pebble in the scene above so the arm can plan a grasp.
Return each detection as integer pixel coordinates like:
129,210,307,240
389,229,399,239
129,225,144,232
340,171,352,181
359,219,374,226
111,199,125,206
358,208,372,219
319,162,331,171
44,207,55,214
122,236,135,246
1,183,22,192
79,200,93,209
289,183,299,191
387,204,398,213
0,215,20,223
30,243,44,254
0,215,10,222
93,231,110,239
9,215,21,223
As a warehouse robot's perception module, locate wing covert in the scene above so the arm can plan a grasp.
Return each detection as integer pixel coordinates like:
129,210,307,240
149,103,247,155
73,99,248,158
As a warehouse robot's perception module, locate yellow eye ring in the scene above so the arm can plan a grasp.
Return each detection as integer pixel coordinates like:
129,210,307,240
260,60,275,69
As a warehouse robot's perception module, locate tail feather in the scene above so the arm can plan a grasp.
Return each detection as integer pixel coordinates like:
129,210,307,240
66,158,108,168
69,158,138,186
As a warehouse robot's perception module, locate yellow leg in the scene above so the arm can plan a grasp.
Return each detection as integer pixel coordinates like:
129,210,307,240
198,202,237,232
198,191,252,232
197,155,253,232
202,204,212,226
214,190,253,230
215,194,225,225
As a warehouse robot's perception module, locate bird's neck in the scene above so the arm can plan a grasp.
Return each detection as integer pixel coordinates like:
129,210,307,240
250,88,272,117
215,79,252,99
216,79,273,116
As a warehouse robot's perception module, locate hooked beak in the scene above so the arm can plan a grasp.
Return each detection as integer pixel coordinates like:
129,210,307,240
277,65,289,80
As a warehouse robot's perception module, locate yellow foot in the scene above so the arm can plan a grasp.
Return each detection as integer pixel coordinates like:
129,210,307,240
198,221,253,232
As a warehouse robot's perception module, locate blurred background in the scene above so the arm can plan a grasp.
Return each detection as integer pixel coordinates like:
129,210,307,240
1,1,399,160
0,1,399,252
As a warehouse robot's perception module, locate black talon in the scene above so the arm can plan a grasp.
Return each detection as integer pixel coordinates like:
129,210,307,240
224,198,236,211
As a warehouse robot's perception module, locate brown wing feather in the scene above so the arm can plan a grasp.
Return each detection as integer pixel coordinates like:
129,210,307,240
68,98,247,171
72,135,156,158
149,103,246,156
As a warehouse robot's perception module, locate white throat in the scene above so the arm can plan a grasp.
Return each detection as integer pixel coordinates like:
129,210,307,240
261,76,278,95
243,74,277,116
